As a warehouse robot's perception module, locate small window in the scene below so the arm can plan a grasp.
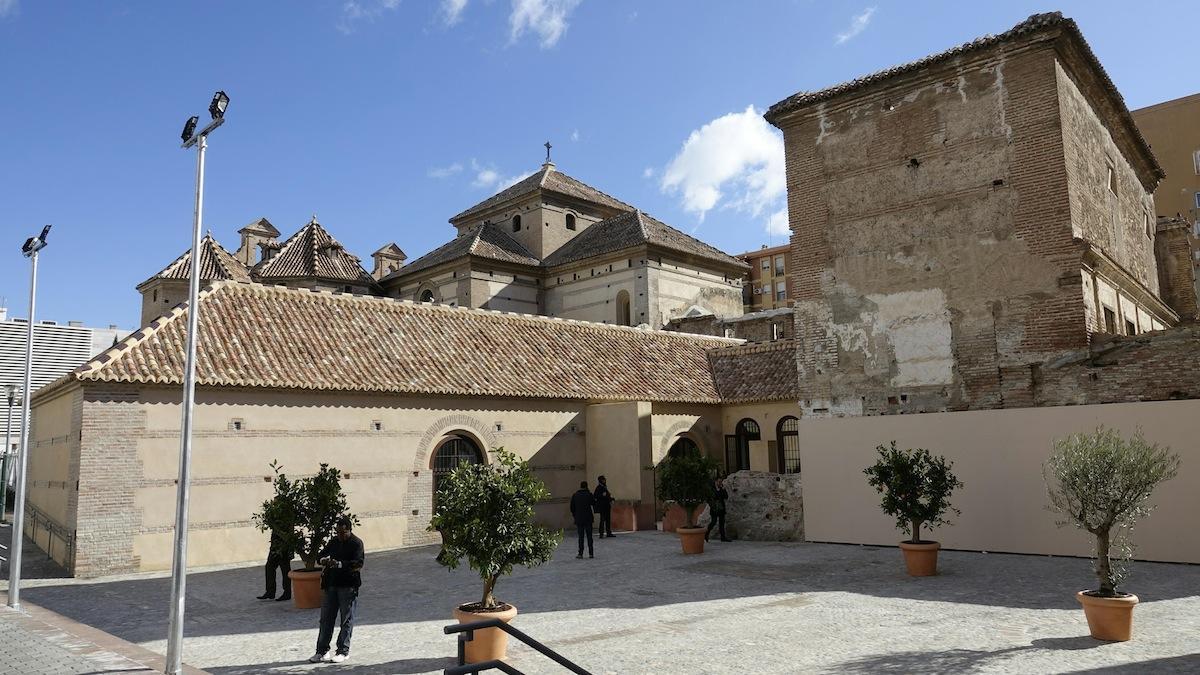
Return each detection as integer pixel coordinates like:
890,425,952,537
419,289,435,303
152,289,158,302
1103,307,1116,334
760,258,770,271
1193,149,1200,175
512,214,521,233
1106,165,1117,195
566,213,576,231
1125,319,1136,336
775,281,786,301
774,255,784,275
771,323,781,341
1146,213,1153,240
1194,192,1200,209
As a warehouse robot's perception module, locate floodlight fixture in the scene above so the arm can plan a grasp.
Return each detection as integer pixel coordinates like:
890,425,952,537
208,90,229,120
181,116,199,143
20,225,50,258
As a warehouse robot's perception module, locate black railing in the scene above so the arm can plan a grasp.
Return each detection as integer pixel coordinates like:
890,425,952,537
22,500,75,570
443,618,591,675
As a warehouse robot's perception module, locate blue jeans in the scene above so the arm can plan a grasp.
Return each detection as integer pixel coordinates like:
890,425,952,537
316,586,358,655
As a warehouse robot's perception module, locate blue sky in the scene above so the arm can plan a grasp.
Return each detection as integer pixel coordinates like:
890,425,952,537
1,1,1197,328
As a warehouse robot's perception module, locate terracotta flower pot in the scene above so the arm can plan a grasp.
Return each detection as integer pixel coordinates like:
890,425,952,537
453,603,519,663
677,526,706,554
1077,591,1139,641
898,541,940,576
288,570,323,609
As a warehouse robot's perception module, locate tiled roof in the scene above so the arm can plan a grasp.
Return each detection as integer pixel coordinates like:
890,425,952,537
238,217,281,237
137,233,251,289
543,210,748,270
68,282,744,403
708,340,799,403
253,217,378,288
764,12,1163,181
450,164,633,223
384,222,540,280
373,243,407,259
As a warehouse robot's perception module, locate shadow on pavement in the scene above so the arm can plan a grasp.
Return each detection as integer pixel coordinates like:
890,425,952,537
206,656,457,674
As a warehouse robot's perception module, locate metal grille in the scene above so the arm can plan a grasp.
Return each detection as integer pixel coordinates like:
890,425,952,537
433,436,483,505
777,417,800,474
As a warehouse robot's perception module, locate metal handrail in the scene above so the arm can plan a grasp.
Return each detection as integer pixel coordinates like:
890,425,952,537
20,500,75,569
444,618,591,675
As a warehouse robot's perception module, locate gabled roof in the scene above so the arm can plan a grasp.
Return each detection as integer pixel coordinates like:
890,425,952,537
253,217,378,288
384,222,540,280
238,217,280,237
373,243,407,259
137,233,251,289
450,164,633,223
65,282,744,404
764,12,1163,183
542,210,749,270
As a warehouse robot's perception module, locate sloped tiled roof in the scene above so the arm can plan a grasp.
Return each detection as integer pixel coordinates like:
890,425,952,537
137,233,251,289
253,217,378,288
373,243,407,259
238,217,280,237
450,164,633,223
543,210,748,270
385,222,540,280
764,12,1163,182
708,340,799,403
67,282,746,403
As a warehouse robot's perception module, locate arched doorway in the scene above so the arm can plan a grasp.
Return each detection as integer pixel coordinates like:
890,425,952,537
616,290,631,326
724,418,759,473
776,416,800,474
431,435,484,508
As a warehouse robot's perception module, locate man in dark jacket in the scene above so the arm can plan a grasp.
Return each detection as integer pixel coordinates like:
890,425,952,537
593,475,615,538
705,477,731,542
257,527,293,601
309,516,364,664
569,481,595,559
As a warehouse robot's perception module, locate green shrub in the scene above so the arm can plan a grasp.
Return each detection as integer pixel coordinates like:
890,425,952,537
1045,427,1179,597
864,441,963,543
428,447,561,610
253,461,358,570
656,451,719,527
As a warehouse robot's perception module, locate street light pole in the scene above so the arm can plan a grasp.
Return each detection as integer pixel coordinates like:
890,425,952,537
165,90,227,675
8,225,50,610
0,386,16,525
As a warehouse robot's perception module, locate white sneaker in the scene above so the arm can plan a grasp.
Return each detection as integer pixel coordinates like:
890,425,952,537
308,652,327,663
330,653,348,663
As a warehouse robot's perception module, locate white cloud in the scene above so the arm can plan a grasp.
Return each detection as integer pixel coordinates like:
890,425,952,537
338,0,402,34
428,163,464,178
509,0,581,49
440,0,468,26
642,167,655,179
0,0,18,19
766,208,790,237
835,6,876,45
470,159,530,193
570,129,580,142
660,105,786,237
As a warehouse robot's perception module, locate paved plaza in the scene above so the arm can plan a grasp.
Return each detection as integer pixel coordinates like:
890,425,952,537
2,528,1198,674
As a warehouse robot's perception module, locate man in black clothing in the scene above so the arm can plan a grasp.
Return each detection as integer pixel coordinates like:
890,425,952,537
705,477,731,542
309,516,364,664
569,481,594,559
593,475,615,538
257,527,293,601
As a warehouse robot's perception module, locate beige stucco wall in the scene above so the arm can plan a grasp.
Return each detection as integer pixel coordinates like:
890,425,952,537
25,385,81,568
647,259,743,326
798,399,1200,563
585,402,648,502
721,402,802,473
545,261,646,325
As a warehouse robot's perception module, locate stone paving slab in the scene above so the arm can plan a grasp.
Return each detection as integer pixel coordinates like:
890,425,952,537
6,531,1200,674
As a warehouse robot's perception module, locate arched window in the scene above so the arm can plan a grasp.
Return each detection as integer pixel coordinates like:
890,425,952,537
777,416,800,474
668,437,699,458
725,418,759,473
419,289,435,303
566,213,576,231
616,290,631,326
432,435,484,507
512,215,522,233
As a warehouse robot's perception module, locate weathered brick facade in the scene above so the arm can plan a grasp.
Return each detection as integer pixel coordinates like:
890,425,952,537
1154,217,1199,321
666,308,793,343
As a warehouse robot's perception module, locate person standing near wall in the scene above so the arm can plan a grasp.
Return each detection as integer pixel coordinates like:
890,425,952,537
569,481,595,559
257,526,293,601
593,475,615,538
309,516,365,664
705,477,731,542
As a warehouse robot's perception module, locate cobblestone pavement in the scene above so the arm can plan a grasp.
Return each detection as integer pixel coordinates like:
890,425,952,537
0,603,160,675
5,531,1200,674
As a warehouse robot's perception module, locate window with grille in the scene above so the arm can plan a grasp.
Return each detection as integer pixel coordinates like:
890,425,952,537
432,436,484,507
777,417,800,474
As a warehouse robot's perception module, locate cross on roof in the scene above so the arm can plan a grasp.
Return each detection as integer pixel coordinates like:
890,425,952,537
544,141,552,165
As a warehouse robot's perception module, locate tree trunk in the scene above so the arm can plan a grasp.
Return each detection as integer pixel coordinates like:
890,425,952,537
685,504,697,528
481,574,498,608
1096,530,1114,596
910,519,922,543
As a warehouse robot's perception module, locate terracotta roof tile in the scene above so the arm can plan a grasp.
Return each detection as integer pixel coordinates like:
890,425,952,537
708,340,799,403
253,217,378,288
384,223,540,280
137,234,251,289
72,282,750,403
543,210,749,270
450,165,633,223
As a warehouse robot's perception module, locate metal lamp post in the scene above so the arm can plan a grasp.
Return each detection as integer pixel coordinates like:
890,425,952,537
7,225,50,609
0,385,17,525
164,90,228,675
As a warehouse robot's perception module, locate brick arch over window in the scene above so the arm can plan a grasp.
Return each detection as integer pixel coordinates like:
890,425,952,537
414,414,497,472
657,419,705,464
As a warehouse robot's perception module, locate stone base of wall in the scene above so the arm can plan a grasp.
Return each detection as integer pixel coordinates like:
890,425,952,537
710,471,804,541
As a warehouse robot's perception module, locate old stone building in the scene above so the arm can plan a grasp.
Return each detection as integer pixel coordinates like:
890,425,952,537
379,159,749,327
765,12,1181,416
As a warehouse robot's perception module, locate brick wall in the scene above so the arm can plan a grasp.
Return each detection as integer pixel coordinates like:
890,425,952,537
1155,218,1199,321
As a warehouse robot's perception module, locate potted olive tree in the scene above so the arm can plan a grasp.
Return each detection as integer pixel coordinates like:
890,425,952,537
656,451,718,554
1045,427,1179,641
864,441,963,576
428,448,560,664
254,461,358,609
